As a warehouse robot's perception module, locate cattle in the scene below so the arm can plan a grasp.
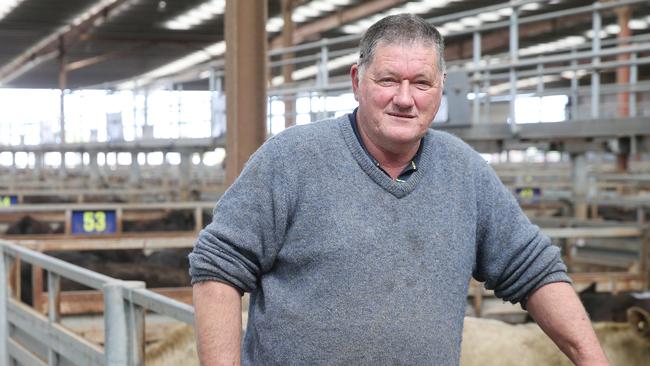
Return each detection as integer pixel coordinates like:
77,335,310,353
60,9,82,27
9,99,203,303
579,282,650,323
461,316,650,366
5,215,62,234
141,314,650,366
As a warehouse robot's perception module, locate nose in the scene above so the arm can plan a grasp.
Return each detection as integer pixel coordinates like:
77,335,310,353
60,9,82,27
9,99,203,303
393,80,414,109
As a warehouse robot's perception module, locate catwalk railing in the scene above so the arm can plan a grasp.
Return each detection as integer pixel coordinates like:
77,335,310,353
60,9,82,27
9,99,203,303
0,239,194,366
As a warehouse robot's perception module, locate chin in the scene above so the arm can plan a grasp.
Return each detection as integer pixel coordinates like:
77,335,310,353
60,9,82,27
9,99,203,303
384,133,421,146
386,127,424,142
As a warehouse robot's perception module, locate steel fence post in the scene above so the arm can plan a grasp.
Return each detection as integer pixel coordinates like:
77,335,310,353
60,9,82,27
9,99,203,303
104,282,128,365
123,281,146,366
0,246,9,366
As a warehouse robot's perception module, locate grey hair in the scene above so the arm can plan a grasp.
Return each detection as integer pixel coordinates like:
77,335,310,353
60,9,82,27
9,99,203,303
357,13,446,77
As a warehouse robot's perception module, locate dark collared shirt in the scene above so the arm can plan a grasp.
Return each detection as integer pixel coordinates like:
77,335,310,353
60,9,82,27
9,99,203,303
349,109,422,182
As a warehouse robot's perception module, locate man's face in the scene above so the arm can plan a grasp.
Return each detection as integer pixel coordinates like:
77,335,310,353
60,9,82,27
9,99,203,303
351,42,444,153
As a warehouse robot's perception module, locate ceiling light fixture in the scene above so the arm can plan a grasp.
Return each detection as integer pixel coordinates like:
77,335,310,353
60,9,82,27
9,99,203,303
497,7,513,17
309,1,336,12
294,5,321,19
478,12,500,22
604,24,621,34
0,0,26,20
164,0,225,30
628,19,648,30
266,17,284,33
459,16,482,28
520,2,540,11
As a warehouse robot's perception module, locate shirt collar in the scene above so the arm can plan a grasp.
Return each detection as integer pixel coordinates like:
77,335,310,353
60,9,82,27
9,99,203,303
348,108,422,181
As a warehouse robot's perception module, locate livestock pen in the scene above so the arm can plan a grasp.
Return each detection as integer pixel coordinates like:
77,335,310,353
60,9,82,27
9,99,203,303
0,239,195,365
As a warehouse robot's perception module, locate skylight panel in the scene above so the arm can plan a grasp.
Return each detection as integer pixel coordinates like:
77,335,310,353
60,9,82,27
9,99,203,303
0,0,27,21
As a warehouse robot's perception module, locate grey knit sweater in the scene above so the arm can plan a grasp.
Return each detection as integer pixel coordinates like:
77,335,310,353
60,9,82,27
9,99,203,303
189,114,570,365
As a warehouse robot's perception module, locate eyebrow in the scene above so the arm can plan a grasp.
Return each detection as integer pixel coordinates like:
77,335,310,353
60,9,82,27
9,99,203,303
373,70,435,80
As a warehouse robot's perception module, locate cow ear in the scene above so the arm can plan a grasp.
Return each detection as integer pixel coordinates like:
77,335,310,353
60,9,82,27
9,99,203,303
581,282,597,294
627,306,650,339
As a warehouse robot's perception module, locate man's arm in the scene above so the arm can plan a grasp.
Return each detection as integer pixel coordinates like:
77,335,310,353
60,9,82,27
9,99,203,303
193,281,242,366
526,282,609,366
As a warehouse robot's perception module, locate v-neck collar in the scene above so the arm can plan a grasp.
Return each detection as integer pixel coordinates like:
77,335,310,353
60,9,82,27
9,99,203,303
339,115,431,199
349,109,422,182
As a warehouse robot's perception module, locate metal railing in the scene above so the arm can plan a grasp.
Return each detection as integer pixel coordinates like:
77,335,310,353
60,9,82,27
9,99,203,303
4,0,649,170
0,239,194,365
149,0,650,128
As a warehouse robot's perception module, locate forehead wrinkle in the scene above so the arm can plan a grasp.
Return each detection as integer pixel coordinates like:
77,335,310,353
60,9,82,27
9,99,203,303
373,40,440,68
368,49,437,80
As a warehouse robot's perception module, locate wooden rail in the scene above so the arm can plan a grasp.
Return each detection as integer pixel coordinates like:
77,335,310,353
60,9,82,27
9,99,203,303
0,201,217,235
0,187,225,204
3,225,647,318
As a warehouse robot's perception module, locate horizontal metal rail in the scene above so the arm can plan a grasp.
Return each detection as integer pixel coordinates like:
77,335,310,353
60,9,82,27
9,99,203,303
443,0,648,36
127,287,195,325
477,57,650,83
266,0,647,57
0,200,216,213
464,42,650,73
8,337,47,366
542,227,642,239
8,233,197,252
1,241,115,290
8,300,105,365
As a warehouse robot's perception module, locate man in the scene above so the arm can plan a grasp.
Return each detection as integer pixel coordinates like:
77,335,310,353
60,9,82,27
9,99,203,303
190,14,609,365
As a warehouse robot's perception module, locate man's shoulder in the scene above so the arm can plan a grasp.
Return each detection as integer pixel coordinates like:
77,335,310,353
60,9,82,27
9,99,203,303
426,128,479,157
268,115,346,150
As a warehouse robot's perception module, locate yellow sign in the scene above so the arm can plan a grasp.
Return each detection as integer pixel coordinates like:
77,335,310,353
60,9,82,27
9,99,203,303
83,211,107,233
518,188,535,200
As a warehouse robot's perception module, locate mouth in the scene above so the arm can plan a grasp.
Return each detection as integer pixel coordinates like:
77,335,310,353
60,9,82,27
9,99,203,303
387,112,416,119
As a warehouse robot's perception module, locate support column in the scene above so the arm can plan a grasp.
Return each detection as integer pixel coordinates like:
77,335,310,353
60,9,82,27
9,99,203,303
472,31,481,125
508,3,520,133
615,5,631,118
34,152,44,180
282,0,296,128
615,5,631,171
179,152,192,201
162,152,170,192
570,49,579,120
630,52,637,117
89,152,100,187
571,153,588,219
9,152,16,189
209,71,226,137
591,6,602,119
58,42,67,178
225,0,267,185
129,152,140,188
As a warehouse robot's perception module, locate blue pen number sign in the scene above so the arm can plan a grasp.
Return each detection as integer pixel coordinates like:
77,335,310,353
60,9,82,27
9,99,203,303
0,195,18,207
72,210,116,235
515,187,541,204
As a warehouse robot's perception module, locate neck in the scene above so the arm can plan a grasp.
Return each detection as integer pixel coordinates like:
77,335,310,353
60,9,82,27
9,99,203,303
357,125,420,180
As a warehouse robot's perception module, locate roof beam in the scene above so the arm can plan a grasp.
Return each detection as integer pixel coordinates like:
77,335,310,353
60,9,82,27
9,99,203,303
78,34,219,44
65,43,152,72
269,0,410,49
0,0,133,86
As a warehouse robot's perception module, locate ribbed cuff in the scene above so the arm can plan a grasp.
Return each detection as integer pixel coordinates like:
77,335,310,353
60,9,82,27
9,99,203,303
520,271,572,310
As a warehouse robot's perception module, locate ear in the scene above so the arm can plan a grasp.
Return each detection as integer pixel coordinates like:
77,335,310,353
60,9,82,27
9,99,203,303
350,64,360,101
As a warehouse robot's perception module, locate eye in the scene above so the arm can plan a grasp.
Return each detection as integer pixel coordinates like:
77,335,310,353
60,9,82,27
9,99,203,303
375,77,398,87
413,80,432,90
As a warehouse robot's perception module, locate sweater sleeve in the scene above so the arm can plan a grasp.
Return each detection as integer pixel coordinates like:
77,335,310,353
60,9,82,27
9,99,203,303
472,156,571,305
188,137,290,293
